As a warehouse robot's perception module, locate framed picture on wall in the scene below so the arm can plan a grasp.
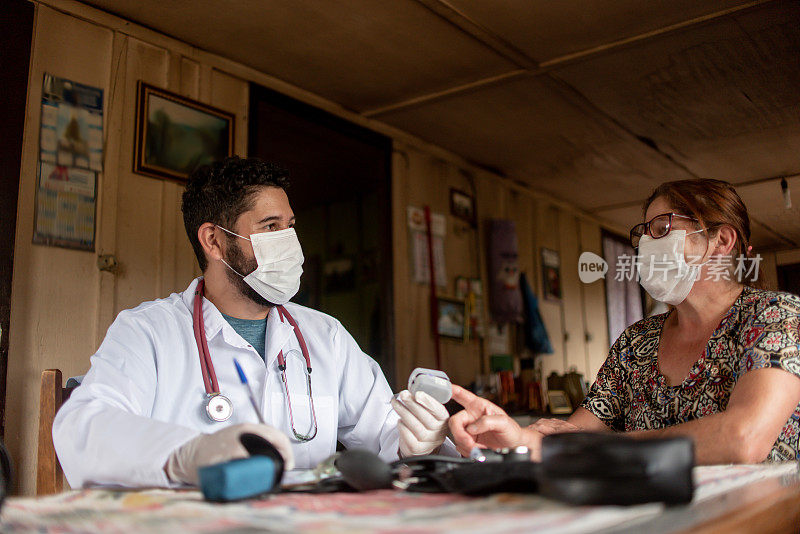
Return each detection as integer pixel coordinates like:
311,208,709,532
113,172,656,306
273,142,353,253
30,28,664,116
541,247,562,301
134,82,235,183
449,188,476,226
437,297,466,340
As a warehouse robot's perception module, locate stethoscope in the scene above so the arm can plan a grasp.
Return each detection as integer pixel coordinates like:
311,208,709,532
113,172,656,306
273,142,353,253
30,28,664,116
193,279,318,442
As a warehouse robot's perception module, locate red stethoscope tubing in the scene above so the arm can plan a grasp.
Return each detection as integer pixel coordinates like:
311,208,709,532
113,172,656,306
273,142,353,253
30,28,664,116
194,279,220,394
275,306,311,371
193,279,313,395
193,279,317,440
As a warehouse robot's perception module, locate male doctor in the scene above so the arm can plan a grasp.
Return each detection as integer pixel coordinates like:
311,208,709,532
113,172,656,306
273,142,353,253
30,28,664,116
54,156,454,488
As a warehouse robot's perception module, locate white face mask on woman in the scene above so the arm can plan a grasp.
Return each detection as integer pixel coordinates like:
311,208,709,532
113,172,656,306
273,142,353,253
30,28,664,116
217,226,304,305
636,229,707,306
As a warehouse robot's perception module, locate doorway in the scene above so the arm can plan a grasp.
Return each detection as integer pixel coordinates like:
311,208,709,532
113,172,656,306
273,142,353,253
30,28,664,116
248,85,395,385
601,230,645,345
777,263,800,297
0,0,34,439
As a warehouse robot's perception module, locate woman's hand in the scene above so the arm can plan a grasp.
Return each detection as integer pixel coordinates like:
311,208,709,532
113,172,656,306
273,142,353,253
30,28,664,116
449,384,543,457
529,417,581,436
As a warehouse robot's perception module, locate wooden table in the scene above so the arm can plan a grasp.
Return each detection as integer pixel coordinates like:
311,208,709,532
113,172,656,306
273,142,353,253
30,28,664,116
2,464,798,533
608,466,800,534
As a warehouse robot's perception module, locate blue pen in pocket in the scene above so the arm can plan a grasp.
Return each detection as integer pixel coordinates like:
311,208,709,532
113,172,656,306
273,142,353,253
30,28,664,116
233,358,266,424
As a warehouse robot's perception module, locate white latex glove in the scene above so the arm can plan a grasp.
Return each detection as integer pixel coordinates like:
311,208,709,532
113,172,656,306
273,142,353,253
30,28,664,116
391,390,449,457
164,423,294,486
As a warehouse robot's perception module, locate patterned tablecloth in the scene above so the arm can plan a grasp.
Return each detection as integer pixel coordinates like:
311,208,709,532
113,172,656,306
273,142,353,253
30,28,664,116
2,464,797,534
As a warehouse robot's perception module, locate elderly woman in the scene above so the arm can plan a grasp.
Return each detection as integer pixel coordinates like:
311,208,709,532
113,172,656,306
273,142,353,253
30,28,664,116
450,179,800,464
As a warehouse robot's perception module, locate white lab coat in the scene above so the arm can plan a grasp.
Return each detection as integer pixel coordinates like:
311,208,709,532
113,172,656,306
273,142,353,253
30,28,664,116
54,277,412,488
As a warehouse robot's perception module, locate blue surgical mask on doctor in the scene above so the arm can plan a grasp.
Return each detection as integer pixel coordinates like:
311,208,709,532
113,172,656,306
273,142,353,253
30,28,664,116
217,226,304,305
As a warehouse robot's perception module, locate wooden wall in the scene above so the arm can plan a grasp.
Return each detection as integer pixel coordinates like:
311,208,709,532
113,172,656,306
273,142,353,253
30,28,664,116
9,1,615,495
392,143,611,390
8,3,247,495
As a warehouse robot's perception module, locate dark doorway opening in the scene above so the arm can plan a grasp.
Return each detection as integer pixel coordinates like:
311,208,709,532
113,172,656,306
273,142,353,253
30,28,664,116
777,262,800,298
0,0,34,439
248,85,395,386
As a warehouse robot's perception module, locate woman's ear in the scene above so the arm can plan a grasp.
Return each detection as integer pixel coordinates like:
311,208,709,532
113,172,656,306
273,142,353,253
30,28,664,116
198,223,224,263
713,225,738,257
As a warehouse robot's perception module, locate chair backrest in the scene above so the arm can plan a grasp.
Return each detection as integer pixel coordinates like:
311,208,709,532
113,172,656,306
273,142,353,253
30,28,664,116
36,369,76,495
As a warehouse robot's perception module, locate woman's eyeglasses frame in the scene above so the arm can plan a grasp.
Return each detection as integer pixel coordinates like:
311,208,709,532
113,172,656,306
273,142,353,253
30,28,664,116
629,212,699,248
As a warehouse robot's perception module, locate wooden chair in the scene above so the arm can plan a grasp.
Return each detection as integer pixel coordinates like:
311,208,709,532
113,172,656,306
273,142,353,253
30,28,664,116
36,369,76,495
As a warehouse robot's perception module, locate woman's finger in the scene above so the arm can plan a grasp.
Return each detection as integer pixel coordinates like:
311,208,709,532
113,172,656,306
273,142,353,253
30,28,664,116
448,409,478,453
464,414,520,442
450,384,478,407
451,385,509,419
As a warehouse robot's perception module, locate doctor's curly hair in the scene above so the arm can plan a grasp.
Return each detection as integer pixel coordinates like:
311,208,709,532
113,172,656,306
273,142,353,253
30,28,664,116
182,156,290,271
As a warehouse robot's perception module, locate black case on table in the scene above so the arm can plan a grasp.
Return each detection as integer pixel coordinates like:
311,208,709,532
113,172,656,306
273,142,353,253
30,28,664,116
538,433,694,505
408,433,694,505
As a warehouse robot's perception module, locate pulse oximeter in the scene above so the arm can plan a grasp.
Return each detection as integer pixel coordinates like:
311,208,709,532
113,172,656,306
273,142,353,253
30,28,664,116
408,368,452,404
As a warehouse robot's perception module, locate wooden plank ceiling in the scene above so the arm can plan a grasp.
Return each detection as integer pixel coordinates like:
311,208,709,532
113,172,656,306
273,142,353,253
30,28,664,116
82,0,800,250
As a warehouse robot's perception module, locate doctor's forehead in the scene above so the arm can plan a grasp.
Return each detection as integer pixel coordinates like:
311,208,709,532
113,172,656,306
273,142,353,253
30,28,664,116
239,186,294,224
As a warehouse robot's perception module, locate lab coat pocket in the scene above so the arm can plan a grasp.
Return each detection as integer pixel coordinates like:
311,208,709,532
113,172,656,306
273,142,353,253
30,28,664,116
270,392,336,469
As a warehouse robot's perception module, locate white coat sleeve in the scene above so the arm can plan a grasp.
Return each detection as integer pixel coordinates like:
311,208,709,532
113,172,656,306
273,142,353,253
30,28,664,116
52,310,199,488
333,322,401,462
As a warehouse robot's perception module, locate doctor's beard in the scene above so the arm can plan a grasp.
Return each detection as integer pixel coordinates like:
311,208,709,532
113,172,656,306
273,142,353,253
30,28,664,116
223,237,279,309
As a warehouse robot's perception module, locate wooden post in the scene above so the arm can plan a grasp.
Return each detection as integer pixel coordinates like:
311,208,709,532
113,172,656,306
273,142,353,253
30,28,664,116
36,369,63,495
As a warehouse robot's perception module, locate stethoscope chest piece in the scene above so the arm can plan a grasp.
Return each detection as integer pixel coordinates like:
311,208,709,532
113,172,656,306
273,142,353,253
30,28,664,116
193,279,315,438
206,393,233,422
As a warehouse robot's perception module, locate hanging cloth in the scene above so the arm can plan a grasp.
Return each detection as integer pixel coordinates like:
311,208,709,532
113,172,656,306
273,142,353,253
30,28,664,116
488,219,523,323
520,272,554,354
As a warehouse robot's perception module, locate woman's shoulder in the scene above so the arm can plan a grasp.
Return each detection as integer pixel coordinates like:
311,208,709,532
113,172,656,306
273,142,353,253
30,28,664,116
738,286,800,319
611,313,666,351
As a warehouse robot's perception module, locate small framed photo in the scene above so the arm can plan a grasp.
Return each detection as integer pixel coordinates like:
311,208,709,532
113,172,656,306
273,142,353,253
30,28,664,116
541,247,562,301
547,389,572,415
437,297,466,340
450,188,476,226
134,82,234,183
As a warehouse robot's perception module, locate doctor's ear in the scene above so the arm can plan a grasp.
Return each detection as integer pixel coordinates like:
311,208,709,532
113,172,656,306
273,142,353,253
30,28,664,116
197,223,225,262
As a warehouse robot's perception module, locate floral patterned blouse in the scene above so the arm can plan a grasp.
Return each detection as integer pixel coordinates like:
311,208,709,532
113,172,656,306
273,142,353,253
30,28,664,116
581,286,800,462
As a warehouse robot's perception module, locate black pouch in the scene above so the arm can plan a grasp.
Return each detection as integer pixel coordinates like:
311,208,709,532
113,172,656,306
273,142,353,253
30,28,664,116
538,433,694,505
397,433,693,505
425,461,540,495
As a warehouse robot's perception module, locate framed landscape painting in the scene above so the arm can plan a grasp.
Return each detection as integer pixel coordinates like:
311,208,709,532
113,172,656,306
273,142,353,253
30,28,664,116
134,82,234,182
437,297,466,341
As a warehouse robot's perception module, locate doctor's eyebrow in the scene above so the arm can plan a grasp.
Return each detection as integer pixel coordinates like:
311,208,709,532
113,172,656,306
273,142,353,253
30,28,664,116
257,215,296,225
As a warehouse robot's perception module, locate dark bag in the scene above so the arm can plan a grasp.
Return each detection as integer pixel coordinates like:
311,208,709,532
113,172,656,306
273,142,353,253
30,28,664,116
538,433,694,505
398,433,694,505
425,460,541,495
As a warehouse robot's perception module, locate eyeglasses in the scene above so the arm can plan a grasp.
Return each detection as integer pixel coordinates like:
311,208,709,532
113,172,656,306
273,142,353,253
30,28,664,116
630,212,698,248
